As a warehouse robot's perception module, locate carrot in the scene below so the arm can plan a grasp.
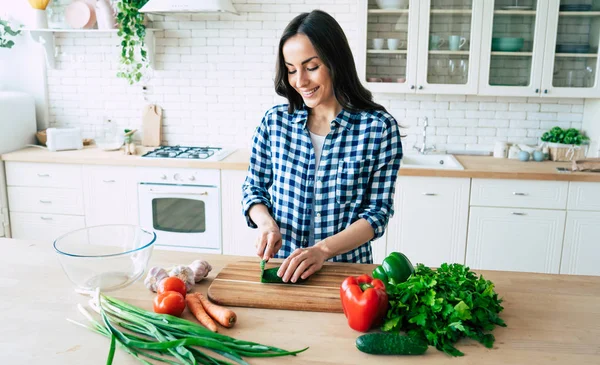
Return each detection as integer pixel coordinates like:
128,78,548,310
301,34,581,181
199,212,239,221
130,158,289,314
196,292,237,328
186,292,218,332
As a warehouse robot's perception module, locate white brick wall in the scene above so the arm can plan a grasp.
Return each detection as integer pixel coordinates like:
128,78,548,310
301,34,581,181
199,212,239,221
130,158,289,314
45,0,585,153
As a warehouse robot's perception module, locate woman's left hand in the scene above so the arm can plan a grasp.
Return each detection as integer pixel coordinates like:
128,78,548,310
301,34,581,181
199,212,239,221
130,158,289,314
277,246,328,283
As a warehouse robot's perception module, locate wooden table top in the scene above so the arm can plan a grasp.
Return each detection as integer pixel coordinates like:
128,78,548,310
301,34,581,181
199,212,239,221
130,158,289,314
1,237,599,364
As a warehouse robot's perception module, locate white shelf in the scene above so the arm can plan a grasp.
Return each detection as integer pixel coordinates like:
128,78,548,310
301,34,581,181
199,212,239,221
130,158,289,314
367,49,408,54
494,10,536,15
429,50,470,55
491,51,533,56
430,9,472,14
23,28,157,70
559,11,600,16
367,9,409,14
555,53,598,58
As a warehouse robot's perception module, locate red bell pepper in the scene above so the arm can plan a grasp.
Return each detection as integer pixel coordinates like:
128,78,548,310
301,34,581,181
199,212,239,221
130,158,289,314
339,274,388,332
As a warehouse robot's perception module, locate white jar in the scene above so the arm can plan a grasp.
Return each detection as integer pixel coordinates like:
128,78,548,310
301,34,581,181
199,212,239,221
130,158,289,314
493,141,508,158
508,144,521,159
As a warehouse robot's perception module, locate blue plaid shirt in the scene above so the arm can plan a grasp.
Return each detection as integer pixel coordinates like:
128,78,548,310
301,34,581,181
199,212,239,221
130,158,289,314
242,104,403,264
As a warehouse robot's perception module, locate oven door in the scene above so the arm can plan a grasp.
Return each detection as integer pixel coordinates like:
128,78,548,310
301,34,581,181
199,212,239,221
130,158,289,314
138,183,221,252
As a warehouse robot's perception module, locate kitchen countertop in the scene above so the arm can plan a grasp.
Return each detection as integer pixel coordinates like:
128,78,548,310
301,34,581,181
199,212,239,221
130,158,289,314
2,146,600,181
2,237,599,365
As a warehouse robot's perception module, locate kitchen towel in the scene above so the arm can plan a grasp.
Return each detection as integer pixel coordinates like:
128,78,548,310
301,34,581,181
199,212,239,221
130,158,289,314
571,158,600,172
142,104,162,147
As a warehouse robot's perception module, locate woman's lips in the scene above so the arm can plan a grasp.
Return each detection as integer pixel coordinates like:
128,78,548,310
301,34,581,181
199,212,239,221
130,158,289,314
301,86,319,98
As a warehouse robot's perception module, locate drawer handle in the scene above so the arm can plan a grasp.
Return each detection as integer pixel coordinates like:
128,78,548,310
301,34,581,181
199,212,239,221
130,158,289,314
512,192,528,196
511,212,527,216
39,200,52,204
103,180,116,183
422,193,437,196
40,216,53,220
37,173,50,177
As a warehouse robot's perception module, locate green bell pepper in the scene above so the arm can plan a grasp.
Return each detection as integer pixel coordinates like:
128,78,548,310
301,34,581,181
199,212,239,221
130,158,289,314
372,252,414,286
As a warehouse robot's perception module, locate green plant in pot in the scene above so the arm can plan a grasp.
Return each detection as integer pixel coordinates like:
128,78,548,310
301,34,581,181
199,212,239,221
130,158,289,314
541,126,589,146
0,18,21,49
116,0,150,84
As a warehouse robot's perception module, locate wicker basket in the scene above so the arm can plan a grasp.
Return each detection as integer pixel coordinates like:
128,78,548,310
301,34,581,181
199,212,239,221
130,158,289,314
36,130,47,146
547,143,587,162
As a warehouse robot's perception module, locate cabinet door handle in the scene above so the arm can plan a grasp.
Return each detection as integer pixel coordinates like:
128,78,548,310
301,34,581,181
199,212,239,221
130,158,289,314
512,192,528,196
535,88,539,93
37,173,50,177
422,193,437,196
511,212,527,216
40,216,53,220
544,89,548,94
103,179,116,183
410,85,415,90
418,85,424,90
39,200,52,204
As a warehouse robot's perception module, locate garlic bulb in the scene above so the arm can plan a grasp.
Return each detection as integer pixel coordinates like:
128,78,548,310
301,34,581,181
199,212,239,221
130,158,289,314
189,260,212,283
169,265,195,292
144,266,168,292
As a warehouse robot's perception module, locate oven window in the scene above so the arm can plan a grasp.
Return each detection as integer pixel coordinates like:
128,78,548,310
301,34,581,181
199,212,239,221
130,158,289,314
152,198,206,233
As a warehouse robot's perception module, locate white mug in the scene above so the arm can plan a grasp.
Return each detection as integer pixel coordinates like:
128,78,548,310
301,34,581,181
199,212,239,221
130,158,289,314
449,35,467,51
387,38,405,51
493,141,508,158
373,38,384,50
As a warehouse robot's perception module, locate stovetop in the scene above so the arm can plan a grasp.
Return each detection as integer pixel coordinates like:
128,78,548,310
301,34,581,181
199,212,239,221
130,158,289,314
142,146,235,161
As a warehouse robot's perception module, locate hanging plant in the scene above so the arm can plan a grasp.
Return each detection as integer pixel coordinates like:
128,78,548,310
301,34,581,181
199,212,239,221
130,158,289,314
115,0,149,84
0,18,21,49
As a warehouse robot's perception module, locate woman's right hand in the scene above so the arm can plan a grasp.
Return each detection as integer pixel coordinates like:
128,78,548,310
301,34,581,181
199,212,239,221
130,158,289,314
255,222,282,261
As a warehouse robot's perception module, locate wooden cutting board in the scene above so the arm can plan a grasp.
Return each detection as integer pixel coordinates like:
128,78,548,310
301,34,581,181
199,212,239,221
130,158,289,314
207,260,378,313
142,104,162,147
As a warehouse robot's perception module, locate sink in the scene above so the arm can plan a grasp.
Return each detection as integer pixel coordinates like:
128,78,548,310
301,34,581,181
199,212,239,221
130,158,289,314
401,154,465,170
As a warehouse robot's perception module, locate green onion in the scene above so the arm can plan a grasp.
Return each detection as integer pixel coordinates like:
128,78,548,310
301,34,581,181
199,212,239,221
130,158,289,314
70,294,308,365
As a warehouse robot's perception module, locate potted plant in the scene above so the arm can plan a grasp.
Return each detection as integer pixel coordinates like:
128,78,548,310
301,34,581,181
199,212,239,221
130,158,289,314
0,18,21,49
115,0,150,85
540,126,590,161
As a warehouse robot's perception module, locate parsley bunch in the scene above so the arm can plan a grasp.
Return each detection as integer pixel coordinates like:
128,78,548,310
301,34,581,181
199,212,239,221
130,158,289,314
382,263,506,356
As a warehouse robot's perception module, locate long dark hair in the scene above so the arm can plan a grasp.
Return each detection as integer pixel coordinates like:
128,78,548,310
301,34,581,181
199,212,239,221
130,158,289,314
275,10,386,114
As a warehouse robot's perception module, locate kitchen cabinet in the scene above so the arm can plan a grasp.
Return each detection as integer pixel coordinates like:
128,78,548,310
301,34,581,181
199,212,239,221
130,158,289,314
386,176,470,267
82,165,139,227
560,182,600,275
466,178,568,273
357,0,484,94
479,0,600,98
220,170,257,257
5,162,86,242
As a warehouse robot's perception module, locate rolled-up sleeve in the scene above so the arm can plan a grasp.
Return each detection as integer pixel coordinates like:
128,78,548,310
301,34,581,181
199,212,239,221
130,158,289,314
242,113,274,228
358,116,403,239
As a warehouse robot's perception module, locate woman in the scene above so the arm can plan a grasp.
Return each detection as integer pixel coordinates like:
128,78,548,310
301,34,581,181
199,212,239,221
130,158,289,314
242,10,403,283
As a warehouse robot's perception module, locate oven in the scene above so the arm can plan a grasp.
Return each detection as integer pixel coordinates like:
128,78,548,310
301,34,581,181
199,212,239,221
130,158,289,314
138,167,222,253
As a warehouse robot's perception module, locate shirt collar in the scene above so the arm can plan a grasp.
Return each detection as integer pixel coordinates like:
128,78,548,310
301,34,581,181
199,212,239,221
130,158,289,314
292,104,356,131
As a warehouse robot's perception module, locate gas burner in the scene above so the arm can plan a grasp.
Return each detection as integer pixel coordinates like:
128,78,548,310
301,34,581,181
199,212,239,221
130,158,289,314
142,146,230,161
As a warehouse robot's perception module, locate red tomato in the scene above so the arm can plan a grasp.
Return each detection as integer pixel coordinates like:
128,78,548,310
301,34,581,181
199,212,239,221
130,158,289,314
153,291,186,316
157,276,187,298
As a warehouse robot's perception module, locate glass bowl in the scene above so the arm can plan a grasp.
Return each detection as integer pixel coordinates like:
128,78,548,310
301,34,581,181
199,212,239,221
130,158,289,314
53,225,156,292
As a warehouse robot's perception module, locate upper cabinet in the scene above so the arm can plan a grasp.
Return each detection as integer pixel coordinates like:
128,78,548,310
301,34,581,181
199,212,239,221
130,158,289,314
357,0,484,94
358,0,600,97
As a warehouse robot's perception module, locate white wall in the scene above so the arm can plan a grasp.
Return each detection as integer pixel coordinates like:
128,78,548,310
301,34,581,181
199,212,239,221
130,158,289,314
2,0,596,153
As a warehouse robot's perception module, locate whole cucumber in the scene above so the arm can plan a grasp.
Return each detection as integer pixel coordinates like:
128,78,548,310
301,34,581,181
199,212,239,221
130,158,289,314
356,333,427,355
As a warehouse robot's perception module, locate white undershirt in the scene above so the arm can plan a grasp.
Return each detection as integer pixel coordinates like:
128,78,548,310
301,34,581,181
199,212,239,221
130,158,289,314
308,131,327,247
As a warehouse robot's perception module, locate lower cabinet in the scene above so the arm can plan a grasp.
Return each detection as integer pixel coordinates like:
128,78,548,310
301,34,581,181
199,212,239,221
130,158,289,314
82,165,138,227
386,177,470,268
560,211,600,276
466,207,565,274
10,212,85,241
220,170,257,257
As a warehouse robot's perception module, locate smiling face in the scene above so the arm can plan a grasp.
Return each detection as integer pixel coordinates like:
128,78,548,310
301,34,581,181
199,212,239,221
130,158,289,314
282,34,336,110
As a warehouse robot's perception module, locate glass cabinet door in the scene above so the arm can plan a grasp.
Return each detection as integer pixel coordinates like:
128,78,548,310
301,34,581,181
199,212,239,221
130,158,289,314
479,0,548,96
359,0,420,93
416,0,483,94
541,0,600,97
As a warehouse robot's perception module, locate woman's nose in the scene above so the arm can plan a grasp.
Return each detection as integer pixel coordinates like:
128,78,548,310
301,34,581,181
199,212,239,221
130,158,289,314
295,70,309,88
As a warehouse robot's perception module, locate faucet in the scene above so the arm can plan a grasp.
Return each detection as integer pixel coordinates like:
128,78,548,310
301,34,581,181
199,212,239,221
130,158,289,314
413,117,436,154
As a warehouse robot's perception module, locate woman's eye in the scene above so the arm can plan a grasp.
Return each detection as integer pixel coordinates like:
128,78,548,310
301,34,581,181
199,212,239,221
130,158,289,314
307,65,320,71
287,69,297,74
